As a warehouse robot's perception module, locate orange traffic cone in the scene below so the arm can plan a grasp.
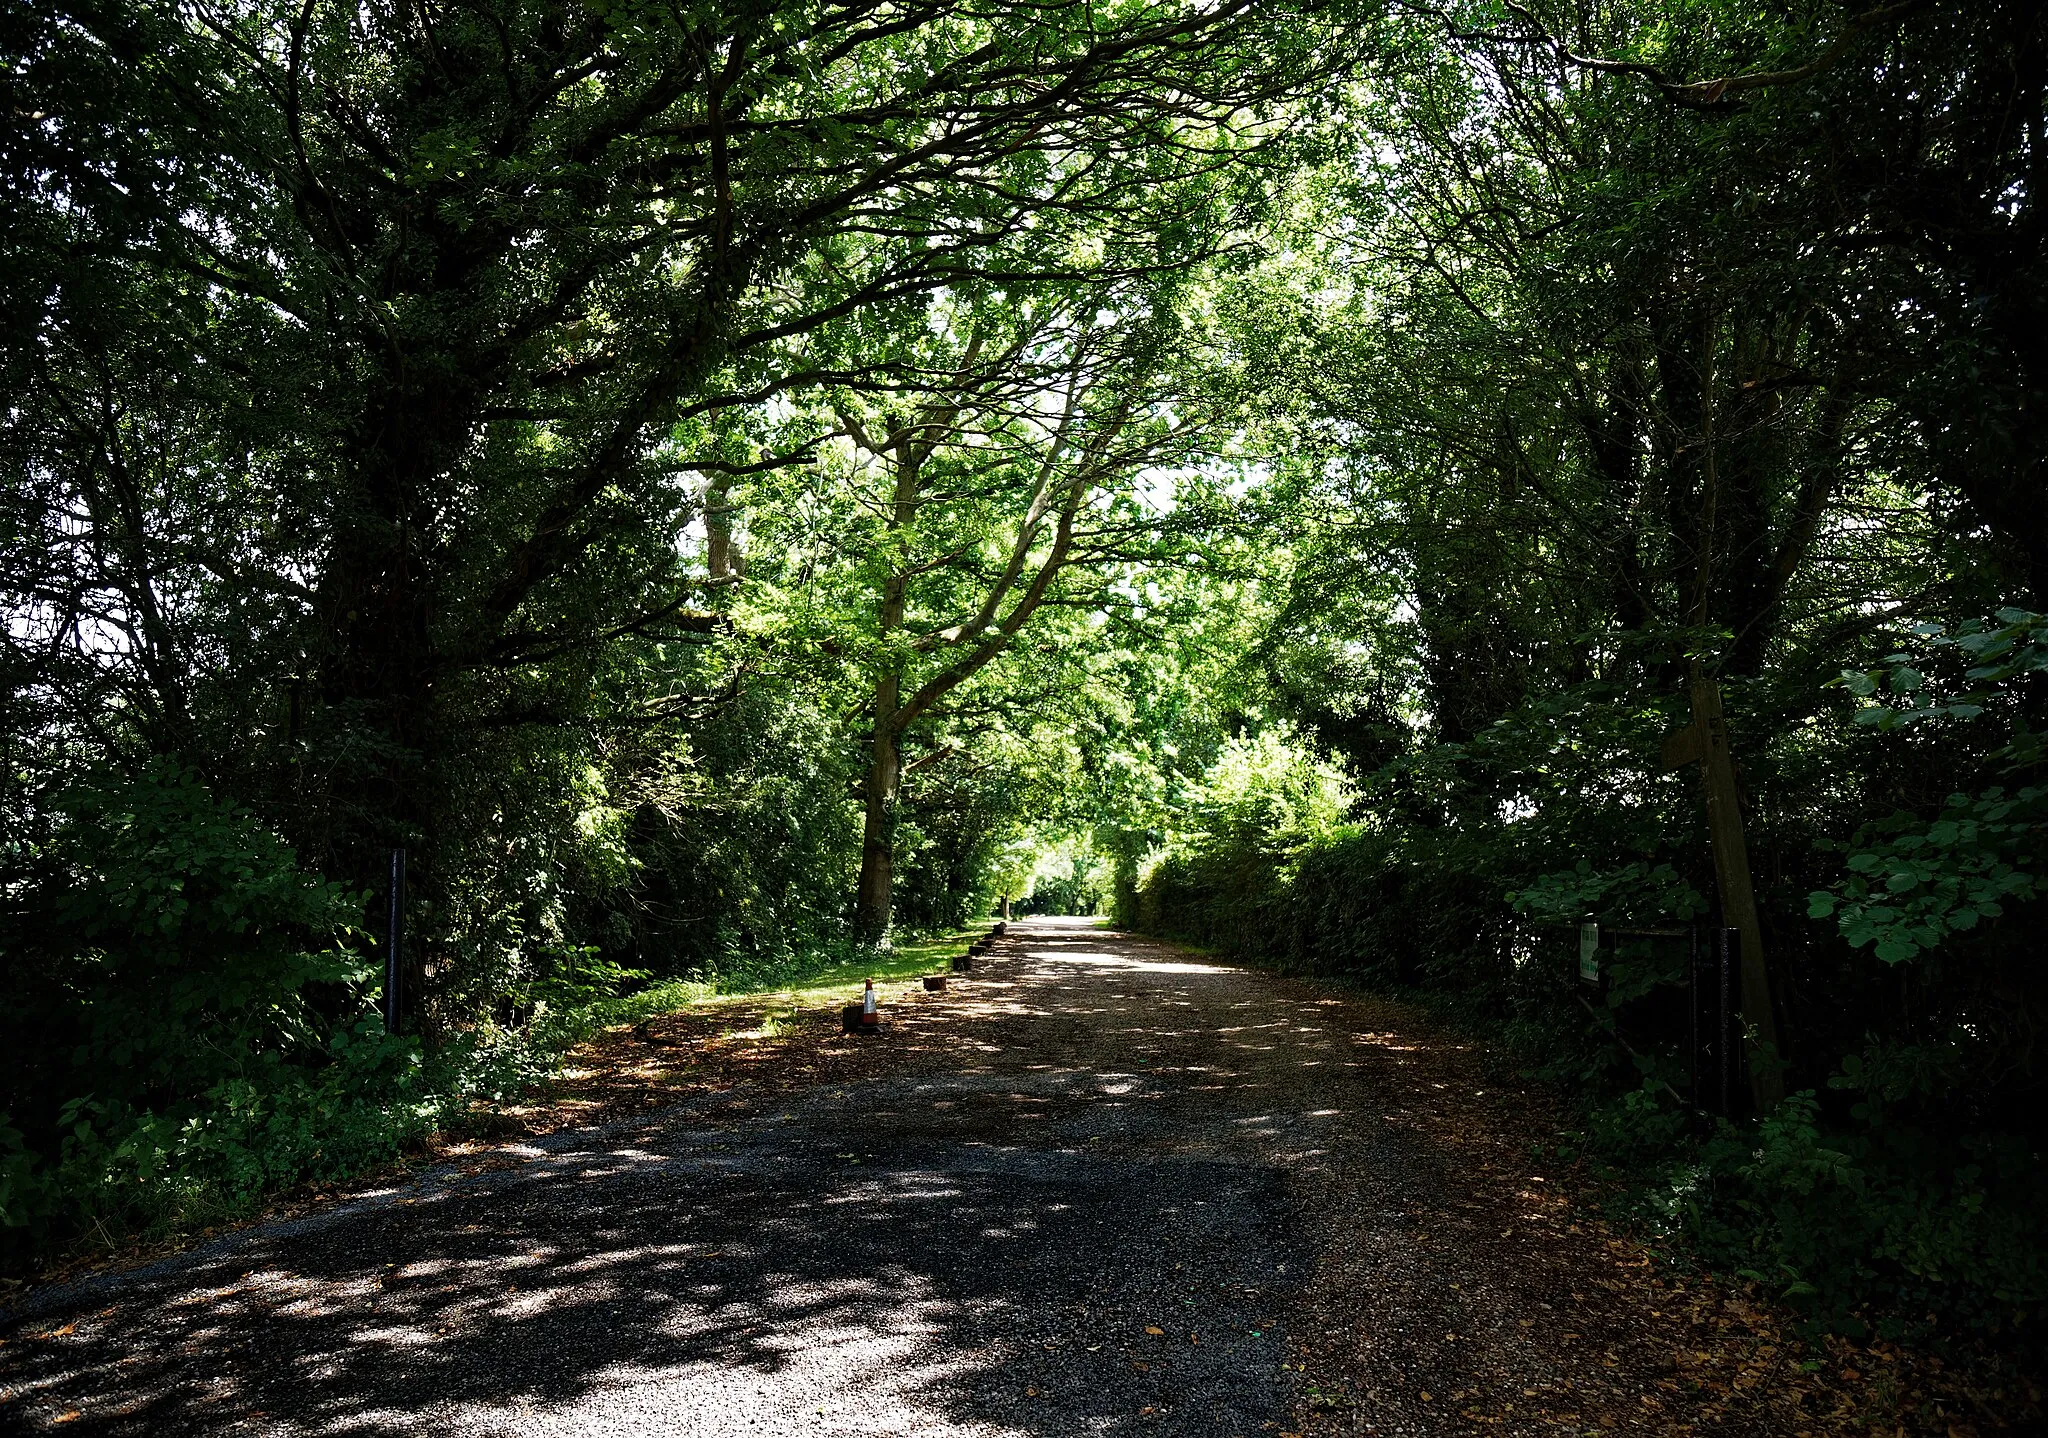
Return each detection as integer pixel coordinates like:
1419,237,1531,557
861,977,879,1028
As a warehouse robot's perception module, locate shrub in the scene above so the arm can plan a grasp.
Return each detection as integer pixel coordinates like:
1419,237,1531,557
0,763,410,1255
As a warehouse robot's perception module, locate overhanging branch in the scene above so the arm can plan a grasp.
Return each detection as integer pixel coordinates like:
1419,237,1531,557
1446,0,1927,110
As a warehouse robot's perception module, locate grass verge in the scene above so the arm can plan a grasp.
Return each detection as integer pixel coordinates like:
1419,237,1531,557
581,928,976,1037
4,926,992,1299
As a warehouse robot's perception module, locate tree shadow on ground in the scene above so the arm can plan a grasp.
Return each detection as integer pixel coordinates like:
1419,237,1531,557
3,1078,1301,1437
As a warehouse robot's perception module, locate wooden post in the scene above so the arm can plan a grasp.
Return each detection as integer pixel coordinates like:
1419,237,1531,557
1661,671,1784,1108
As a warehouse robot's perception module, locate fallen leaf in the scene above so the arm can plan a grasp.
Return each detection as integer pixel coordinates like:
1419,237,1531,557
1420,1390,1433,1401
1144,1325,1163,1335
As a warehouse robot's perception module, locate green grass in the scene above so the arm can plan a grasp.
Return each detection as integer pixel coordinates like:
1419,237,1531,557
876,930,981,976
587,928,983,1035
741,929,975,1005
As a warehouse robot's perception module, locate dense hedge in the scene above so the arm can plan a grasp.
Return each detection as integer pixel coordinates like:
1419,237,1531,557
1136,824,1515,991
1127,705,2048,1348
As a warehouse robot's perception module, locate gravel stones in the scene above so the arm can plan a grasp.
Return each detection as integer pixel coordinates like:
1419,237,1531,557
2,918,1967,1436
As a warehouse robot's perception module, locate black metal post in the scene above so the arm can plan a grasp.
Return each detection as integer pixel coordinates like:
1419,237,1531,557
1717,924,1736,1118
385,848,406,1035
1688,923,1700,1106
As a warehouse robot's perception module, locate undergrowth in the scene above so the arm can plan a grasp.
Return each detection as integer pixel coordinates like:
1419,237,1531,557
0,762,972,1278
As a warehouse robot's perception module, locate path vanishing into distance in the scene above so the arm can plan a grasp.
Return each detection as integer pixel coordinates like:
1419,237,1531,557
2,920,1884,1436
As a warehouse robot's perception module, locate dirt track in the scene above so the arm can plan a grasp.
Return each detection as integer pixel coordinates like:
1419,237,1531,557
0,919,2004,1435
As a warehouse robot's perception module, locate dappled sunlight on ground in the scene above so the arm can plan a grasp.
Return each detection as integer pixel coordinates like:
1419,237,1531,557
2,1114,1294,1435
1029,948,1232,975
5,917,1993,1436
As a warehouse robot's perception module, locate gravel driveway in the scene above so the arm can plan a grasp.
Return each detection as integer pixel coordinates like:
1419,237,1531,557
0,920,1886,1436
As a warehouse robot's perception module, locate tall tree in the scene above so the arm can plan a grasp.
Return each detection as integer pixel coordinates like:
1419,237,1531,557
730,285,1225,936
2,0,1357,937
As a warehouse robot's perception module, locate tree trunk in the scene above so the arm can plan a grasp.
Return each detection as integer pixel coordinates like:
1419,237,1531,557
304,369,475,966
705,473,737,579
1683,318,1785,1109
854,675,901,942
851,429,925,942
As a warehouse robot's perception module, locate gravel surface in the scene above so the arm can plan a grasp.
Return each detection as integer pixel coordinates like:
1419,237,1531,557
0,920,1994,1436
